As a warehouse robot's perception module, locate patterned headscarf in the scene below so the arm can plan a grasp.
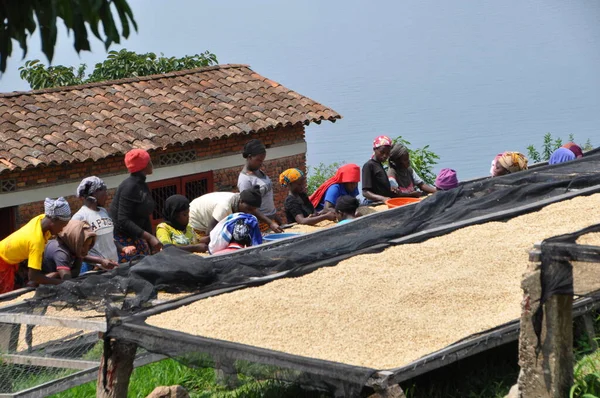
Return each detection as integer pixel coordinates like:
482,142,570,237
279,168,304,187
497,152,528,173
44,197,72,221
373,135,393,149
76,176,106,198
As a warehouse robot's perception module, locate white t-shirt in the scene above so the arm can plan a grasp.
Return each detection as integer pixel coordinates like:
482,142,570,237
189,192,236,233
72,206,119,262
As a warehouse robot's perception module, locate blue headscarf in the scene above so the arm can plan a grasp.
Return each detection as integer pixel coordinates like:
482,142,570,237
208,213,262,254
549,147,576,165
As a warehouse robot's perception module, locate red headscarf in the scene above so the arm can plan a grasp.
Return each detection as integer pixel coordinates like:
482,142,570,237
562,142,583,158
309,164,360,208
125,149,151,173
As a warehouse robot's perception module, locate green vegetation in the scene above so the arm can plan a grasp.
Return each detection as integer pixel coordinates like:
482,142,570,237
49,358,328,398
392,136,440,185
19,49,218,90
0,363,76,394
572,350,600,398
0,0,136,73
306,135,440,195
526,133,593,163
306,162,344,195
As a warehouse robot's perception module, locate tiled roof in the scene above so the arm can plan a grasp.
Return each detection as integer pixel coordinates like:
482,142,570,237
0,64,340,173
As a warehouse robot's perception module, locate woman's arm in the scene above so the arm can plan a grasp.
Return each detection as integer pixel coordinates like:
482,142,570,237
82,255,118,270
418,183,437,194
362,189,390,203
28,269,62,285
294,212,336,226
173,243,208,253
252,209,284,233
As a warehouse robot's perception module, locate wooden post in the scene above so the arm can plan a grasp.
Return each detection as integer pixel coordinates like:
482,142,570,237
0,322,20,352
96,338,137,398
517,250,574,398
213,356,239,389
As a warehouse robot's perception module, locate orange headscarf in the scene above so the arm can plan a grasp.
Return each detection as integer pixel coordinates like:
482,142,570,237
309,164,360,208
497,152,528,173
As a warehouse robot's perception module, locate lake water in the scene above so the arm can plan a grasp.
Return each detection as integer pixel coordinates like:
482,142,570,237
1,0,599,179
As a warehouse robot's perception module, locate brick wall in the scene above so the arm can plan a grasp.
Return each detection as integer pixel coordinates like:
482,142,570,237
10,124,306,227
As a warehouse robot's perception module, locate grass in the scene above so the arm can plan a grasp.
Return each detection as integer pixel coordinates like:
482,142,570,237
45,313,600,397
49,358,329,398
0,364,76,394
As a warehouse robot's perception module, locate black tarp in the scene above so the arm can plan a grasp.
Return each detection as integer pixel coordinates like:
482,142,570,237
32,152,600,311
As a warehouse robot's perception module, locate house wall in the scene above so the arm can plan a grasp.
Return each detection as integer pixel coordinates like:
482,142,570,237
1,124,306,229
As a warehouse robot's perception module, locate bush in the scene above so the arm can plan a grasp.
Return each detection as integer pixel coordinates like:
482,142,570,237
306,162,344,195
392,136,440,185
527,133,593,163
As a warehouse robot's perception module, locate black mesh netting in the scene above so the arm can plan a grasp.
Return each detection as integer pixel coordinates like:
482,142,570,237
15,151,600,395
31,151,600,312
532,223,600,350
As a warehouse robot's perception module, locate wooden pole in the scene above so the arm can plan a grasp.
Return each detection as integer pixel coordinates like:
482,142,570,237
96,338,137,398
518,250,574,398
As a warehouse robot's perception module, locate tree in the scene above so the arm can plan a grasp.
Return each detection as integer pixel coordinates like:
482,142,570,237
0,0,137,74
19,49,219,89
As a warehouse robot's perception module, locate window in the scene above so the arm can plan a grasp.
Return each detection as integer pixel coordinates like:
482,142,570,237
0,179,16,193
148,171,213,229
158,150,197,166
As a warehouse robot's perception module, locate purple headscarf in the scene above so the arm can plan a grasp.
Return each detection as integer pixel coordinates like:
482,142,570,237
549,147,576,165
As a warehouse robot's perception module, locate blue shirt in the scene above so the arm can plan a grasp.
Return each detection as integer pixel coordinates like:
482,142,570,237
316,183,360,211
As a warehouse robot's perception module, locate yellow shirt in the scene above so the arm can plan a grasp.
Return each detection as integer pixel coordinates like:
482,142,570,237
0,214,52,270
156,223,196,246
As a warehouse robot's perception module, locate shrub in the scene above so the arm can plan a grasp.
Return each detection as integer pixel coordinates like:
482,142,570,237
392,136,440,185
306,162,344,195
527,133,594,163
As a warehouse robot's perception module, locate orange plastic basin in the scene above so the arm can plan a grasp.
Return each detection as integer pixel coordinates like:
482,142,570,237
385,197,421,209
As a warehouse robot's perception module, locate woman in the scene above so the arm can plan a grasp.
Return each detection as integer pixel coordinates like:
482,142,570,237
0,197,71,293
362,135,396,202
434,168,459,191
490,152,528,177
237,139,282,233
549,147,576,165
335,195,360,225
209,213,262,254
388,144,436,196
110,149,162,263
280,168,337,225
563,142,584,158
309,164,361,212
156,195,208,253
41,220,96,282
73,176,135,273
189,186,281,236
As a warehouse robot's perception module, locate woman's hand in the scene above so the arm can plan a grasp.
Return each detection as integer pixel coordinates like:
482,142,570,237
148,236,163,254
324,212,337,221
269,221,284,233
121,245,137,256
99,258,119,270
409,191,422,198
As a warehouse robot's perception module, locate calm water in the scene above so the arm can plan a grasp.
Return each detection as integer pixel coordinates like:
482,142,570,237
1,0,599,179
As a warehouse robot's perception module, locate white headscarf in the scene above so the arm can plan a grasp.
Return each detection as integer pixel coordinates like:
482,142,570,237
44,197,71,221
